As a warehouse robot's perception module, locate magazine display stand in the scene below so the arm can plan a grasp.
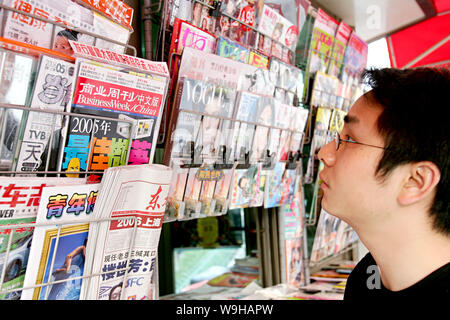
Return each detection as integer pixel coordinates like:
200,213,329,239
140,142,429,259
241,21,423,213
0,3,173,301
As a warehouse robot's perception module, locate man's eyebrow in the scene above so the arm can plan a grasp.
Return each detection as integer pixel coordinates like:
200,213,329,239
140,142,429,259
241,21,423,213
344,114,359,124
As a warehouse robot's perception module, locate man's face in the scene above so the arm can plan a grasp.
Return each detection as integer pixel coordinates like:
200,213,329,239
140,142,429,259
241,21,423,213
53,36,74,56
317,94,395,227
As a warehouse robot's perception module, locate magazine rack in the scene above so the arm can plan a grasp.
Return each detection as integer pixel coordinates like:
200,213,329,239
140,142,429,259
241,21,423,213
0,2,137,57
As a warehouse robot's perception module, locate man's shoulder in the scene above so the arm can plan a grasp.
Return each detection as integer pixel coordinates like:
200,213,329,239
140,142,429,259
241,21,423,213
343,252,380,300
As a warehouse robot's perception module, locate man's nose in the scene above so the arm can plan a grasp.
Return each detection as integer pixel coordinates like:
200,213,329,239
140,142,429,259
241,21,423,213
318,140,336,167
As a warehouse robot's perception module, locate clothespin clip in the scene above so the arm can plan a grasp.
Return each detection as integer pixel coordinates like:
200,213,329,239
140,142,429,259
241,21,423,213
209,1,222,17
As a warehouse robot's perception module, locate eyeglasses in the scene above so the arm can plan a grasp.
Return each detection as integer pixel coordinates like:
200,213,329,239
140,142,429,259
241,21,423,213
332,131,386,151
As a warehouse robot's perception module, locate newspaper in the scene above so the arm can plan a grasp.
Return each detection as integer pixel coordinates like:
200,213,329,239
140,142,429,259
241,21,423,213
0,177,85,300
83,164,172,300
20,182,100,300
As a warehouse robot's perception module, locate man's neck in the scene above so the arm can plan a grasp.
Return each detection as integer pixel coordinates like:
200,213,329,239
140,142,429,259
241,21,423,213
355,214,450,292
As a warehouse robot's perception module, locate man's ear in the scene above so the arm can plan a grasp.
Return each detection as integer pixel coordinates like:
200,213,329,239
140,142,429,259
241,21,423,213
397,162,441,206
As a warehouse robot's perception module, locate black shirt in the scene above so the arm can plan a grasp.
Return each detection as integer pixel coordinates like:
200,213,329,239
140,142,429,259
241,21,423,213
344,252,450,301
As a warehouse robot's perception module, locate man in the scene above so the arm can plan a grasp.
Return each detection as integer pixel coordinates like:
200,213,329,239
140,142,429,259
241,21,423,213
317,67,450,299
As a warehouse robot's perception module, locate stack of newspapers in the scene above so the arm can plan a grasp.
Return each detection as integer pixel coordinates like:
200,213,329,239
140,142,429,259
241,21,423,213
19,164,172,300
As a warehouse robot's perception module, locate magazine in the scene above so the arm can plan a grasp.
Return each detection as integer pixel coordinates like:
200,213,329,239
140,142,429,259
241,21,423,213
213,168,234,215
83,164,172,300
20,182,100,300
307,8,338,75
229,164,261,209
248,50,269,69
0,48,37,171
264,161,285,208
1,0,130,54
182,167,202,219
0,177,85,300
340,32,368,85
278,170,305,257
250,96,274,163
164,163,188,222
59,48,169,175
15,55,75,174
257,5,299,51
327,21,352,78
232,92,259,162
166,18,216,137
216,36,250,64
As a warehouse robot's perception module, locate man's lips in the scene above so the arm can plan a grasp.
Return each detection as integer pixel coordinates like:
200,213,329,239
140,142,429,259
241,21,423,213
319,173,329,189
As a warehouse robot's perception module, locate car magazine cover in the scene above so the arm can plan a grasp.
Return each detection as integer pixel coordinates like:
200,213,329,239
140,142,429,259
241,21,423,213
60,55,168,176
15,55,75,174
0,49,37,171
20,182,100,300
0,177,85,300
83,164,172,300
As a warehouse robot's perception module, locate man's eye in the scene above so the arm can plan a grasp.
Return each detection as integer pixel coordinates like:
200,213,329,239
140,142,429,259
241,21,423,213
346,135,356,142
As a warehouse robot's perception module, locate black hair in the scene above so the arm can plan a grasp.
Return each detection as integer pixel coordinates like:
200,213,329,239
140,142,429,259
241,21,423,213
57,29,79,41
362,67,450,235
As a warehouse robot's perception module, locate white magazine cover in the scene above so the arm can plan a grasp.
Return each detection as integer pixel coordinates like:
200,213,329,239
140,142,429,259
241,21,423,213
15,55,75,174
83,164,172,300
0,177,85,300
1,0,130,54
20,182,100,300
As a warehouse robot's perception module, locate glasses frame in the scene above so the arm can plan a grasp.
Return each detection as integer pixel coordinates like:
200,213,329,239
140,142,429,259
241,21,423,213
332,131,386,151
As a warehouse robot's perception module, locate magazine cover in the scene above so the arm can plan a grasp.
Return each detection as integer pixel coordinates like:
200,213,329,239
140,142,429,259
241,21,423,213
255,33,272,57
310,71,339,107
216,36,250,64
248,50,269,69
264,161,285,208
220,0,257,47
307,8,338,75
83,164,172,300
60,57,167,175
1,0,129,54
198,169,217,216
180,78,236,161
15,55,75,174
340,32,368,84
272,103,292,161
257,4,299,51
165,165,188,221
20,182,100,300
177,47,274,96
166,18,216,139
183,167,202,219
229,164,261,209
288,106,309,157
329,108,346,133
213,168,234,215
310,209,342,263
314,107,333,131
327,21,352,78
278,168,306,286
250,96,275,163
233,92,259,162
0,177,85,300
0,49,37,171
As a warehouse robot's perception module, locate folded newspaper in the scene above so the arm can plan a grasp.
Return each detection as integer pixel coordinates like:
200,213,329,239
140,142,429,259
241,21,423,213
82,164,172,300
